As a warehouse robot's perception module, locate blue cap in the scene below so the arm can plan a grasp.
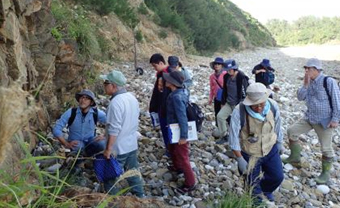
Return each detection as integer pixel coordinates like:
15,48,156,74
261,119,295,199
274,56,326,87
224,59,238,70
168,56,179,69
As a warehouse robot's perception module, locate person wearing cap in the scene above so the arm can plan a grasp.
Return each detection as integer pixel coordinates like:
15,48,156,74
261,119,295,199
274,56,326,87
216,59,249,144
163,70,196,194
283,58,340,184
229,82,284,205
53,89,107,157
252,59,275,89
100,70,145,198
167,56,193,90
209,57,227,137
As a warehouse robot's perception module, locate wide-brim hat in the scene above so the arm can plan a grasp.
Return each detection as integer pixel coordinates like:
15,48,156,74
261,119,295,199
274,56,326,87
210,57,224,69
75,89,96,106
243,83,271,106
163,71,184,88
260,59,271,68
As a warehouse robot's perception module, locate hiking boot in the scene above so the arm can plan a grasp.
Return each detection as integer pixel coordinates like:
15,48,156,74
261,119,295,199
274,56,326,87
167,165,184,174
216,134,229,144
176,184,196,194
315,158,332,184
282,141,301,166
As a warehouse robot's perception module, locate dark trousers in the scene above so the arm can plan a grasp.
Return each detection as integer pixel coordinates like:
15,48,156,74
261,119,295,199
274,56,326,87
168,143,195,187
214,98,222,126
242,144,284,200
159,117,170,150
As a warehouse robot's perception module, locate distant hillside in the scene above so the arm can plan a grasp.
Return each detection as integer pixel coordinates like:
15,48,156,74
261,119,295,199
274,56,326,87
145,0,276,54
266,16,340,46
51,0,276,60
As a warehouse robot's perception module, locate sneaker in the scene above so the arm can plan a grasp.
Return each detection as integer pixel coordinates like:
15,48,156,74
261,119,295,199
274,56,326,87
176,184,196,194
263,192,274,202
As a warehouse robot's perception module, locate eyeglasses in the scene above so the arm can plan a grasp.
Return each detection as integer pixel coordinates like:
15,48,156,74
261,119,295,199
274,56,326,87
214,63,222,66
103,80,112,85
250,102,266,109
304,67,315,71
80,95,91,100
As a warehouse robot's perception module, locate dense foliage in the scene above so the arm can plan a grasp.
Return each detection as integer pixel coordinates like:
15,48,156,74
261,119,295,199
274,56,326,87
51,0,276,56
145,0,275,54
76,0,139,28
266,16,340,46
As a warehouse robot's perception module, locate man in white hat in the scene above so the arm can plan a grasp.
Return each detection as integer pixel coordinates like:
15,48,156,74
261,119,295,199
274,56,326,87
283,58,340,184
229,82,284,205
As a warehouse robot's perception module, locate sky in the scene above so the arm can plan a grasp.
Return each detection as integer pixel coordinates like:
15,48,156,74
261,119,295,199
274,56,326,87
228,0,340,24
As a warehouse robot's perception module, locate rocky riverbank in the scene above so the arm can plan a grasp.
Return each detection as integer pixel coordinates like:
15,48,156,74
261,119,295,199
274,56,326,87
38,45,340,208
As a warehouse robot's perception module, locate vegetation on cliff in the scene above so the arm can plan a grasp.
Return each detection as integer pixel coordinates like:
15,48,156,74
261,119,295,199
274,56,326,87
51,0,276,58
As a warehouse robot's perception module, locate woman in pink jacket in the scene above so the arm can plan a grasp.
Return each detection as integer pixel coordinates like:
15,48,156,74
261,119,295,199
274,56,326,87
209,57,227,137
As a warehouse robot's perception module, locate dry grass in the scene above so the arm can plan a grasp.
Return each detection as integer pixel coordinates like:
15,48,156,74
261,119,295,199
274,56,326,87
0,84,36,165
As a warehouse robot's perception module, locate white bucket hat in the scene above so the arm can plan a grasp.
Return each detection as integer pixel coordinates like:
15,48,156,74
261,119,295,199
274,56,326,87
243,83,271,106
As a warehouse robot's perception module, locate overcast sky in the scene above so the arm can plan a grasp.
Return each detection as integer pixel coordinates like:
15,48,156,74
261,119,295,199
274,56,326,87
229,0,340,24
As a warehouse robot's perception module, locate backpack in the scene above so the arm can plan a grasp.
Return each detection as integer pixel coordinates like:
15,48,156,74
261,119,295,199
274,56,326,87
239,100,276,128
323,76,340,110
262,70,275,86
186,102,204,132
67,107,98,127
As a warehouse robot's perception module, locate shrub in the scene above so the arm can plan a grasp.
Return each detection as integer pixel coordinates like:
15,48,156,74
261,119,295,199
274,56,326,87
51,0,100,58
138,3,148,15
51,27,62,41
158,30,168,39
135,30,143,43
213,190,254,208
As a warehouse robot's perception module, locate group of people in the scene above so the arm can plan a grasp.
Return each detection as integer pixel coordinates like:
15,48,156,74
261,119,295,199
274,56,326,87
52,53,340,205
209,57,340,204
53,71,145,198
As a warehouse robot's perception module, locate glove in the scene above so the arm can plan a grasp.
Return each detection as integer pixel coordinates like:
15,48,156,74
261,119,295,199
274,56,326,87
236,156,248,175
276,142,285,155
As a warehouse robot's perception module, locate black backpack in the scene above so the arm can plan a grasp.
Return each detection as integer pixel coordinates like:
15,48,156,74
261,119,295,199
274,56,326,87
323,76,340,110
67,107,98,127
186,102,204,132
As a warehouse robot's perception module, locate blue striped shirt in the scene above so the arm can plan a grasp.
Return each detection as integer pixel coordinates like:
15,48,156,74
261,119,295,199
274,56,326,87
297,73,340,124
229,99,283,151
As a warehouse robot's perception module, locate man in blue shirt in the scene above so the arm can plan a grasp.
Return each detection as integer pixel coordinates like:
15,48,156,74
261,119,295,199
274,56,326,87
53,89,107,157
283,58,340,184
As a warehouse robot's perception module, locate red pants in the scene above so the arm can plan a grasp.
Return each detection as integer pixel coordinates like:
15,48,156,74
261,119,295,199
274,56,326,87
168,142,195,186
